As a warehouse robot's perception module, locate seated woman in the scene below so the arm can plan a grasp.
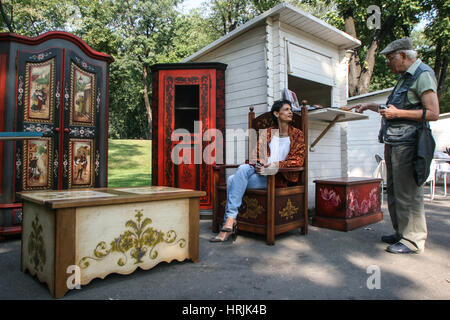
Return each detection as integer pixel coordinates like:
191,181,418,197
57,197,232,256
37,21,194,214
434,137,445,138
210,100,306,242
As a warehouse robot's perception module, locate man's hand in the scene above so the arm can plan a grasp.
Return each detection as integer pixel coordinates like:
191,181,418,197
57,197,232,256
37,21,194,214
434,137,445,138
379,104,399,119
348,102,379,113
380,90,440,121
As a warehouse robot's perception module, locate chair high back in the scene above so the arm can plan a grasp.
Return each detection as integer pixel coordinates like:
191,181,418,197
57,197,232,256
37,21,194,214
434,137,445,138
248,106,306,147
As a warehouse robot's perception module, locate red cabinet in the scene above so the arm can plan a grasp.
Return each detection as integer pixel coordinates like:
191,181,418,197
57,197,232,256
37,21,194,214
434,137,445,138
0,32,112,240
150,63,227,212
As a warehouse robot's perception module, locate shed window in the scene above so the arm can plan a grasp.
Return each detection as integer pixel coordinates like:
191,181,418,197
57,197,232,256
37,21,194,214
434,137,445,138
288,75,332,108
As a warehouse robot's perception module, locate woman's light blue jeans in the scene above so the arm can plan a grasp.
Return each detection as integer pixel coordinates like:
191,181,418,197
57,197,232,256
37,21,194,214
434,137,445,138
224,164,267,221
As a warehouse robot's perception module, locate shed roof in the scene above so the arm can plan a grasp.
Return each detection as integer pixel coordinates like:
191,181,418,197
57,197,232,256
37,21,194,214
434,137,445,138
347,87,394,101
183,2,361,62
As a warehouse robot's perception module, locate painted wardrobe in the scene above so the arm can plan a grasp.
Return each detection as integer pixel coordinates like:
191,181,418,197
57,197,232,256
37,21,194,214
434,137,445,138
150,63,227,213
0,31,113,240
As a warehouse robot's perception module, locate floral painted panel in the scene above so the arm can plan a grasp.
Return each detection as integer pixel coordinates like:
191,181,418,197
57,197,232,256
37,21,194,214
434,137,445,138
316,186,345,218
70,63,95,126
347,186,380,218
319,187,342,207
24,59,55,123
69,139,94,188
317,184,381,219
23,138,53,190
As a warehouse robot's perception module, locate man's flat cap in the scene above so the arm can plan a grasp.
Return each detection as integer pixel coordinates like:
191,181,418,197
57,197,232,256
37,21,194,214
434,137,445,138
380,38,413,55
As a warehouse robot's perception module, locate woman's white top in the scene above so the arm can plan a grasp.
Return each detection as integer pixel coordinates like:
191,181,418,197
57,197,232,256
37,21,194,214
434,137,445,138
267,136,290,164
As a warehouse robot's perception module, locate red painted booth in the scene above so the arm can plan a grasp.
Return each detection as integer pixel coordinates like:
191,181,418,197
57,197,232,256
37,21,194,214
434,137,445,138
150,63,227,212
0,32,113,240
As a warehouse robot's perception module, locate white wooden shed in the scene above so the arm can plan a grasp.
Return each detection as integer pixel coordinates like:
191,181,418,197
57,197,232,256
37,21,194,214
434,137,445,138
182,2,361,208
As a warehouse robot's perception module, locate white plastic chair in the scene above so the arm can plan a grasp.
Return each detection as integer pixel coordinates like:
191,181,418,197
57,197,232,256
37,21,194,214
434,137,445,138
425,160,437,201
438,162,450,196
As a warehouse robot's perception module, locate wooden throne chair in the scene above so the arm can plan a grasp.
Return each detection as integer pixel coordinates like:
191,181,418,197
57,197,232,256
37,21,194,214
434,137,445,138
212,106,309,245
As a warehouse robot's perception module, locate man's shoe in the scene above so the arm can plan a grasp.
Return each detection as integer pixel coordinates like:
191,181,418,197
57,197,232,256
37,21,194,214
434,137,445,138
386,242,416,254
381,234,401,245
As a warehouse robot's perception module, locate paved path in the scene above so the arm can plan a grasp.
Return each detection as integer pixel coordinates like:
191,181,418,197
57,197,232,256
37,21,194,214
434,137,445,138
0,186,449,300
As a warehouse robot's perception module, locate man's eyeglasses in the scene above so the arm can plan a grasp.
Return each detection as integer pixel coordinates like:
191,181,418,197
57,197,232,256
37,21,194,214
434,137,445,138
385,52,399,62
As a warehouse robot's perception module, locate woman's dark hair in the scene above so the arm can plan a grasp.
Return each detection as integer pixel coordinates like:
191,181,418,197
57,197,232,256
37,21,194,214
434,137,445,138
270,99,292,125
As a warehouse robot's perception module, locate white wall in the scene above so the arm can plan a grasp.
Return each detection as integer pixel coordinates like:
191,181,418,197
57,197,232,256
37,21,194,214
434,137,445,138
430,113,450,152
430,113,450,184
307,120,345,207
190,25,268,165
278,22,344,106
188,18,360,208
278,22,351,207
346,89,391,177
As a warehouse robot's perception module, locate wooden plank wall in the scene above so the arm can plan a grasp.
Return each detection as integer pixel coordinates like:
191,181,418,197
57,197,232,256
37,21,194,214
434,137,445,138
278,21,349,207
191,18,354,208
346,91,390,178
193,25,268,166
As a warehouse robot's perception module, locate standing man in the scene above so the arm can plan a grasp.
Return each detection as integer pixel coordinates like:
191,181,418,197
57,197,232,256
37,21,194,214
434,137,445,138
351,38,440,254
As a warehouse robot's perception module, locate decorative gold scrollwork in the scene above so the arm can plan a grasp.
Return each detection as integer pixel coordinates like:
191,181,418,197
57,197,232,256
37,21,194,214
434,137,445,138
240,196,264,219
221,196,264,219
279,198,298,220
79,209,186,269
28,215,46,272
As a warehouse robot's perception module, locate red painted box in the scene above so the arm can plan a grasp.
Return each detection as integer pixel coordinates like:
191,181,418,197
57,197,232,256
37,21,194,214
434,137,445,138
312,177,383,231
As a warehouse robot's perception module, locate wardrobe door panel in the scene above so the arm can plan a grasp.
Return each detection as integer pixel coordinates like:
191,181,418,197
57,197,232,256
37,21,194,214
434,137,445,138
63,52,102,189
16,48,63,193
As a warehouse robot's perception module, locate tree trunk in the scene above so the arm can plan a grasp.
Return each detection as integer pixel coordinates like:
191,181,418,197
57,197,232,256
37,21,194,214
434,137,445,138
434,40,442,76
348,53,361,96
437,56,447,99
357,41,378,95
0,0,14,32
346,13,395,96
142,66,152,140
343,12,361,96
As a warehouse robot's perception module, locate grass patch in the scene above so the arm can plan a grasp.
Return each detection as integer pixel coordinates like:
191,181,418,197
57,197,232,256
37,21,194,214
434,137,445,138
108,139,152,188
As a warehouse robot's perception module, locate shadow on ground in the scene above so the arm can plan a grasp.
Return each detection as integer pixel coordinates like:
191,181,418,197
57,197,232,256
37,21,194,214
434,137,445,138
0,186,448,300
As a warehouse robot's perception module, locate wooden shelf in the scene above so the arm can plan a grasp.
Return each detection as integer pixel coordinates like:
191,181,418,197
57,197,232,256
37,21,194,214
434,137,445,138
307,108,368,123
302,108,368,151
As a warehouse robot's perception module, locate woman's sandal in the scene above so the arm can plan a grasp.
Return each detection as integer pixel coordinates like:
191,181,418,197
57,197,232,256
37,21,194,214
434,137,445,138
209,223,238,242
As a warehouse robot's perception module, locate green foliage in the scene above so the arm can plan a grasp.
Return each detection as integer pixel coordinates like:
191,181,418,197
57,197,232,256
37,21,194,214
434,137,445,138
204,0,254,35
318,0,447,103
369,55,397,92
203,0,335,36
161,10,218,63
1,0,447,134
0,0,75,35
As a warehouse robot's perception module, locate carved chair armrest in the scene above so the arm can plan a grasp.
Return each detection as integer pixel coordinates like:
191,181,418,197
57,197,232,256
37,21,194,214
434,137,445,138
276,167,305,173
262,167,305,176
